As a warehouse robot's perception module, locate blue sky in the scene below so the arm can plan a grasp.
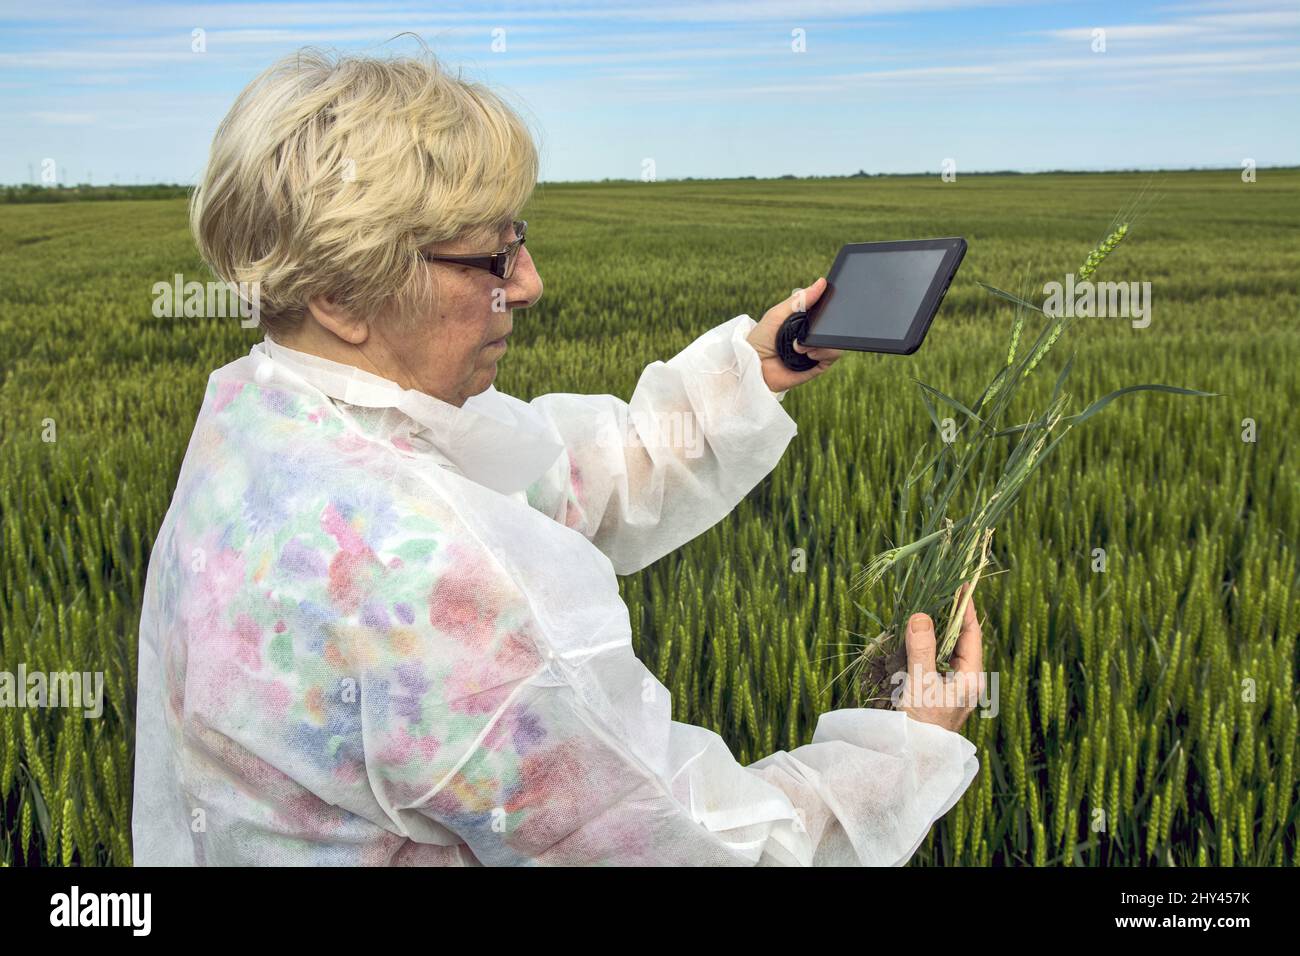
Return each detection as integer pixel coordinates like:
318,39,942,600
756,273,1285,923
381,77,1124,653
0,0,1296,184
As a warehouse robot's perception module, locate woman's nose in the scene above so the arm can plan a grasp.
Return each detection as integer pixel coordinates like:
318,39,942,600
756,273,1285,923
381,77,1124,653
508,245,543,307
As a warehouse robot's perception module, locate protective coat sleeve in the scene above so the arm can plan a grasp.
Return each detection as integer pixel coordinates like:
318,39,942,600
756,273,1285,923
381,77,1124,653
526,315,798,574
357,473,981,866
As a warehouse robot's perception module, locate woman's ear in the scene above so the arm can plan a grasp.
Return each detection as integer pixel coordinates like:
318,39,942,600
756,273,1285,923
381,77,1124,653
306,293,369,345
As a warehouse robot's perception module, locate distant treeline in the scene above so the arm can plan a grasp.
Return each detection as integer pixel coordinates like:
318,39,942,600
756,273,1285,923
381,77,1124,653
6,167,1297,202
2,184,193,203
630,165,1299,182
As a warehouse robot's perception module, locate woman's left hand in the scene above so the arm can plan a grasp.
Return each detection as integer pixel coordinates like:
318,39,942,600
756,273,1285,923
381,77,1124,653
746,277,847,393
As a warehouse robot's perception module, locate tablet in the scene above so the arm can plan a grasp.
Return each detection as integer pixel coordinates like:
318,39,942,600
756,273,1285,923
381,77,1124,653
800,237,966,355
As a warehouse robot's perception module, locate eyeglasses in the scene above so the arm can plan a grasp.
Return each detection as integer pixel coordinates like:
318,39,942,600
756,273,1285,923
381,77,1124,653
420,220,527,279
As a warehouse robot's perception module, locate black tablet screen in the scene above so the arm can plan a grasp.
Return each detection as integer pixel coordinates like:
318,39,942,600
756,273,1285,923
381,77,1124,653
810,248,949,340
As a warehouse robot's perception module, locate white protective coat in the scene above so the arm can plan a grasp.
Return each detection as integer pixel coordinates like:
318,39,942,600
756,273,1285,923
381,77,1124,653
131,313,978,866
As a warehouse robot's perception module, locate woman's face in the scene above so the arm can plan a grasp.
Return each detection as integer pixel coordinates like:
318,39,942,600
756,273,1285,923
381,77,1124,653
301,219,543,408
387,221,543,406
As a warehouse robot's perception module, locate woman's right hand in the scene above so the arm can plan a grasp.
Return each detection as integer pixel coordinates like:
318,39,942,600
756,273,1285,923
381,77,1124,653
896,583,984,732
746,278,846,392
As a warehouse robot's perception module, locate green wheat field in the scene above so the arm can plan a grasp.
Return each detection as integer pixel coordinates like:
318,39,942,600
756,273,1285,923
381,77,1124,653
1,170,1296,866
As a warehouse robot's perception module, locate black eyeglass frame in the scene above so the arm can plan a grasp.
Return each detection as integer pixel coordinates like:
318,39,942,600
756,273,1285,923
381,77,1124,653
419,220,527,279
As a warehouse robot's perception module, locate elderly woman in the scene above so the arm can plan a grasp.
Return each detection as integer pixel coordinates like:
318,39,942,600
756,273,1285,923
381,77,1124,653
132,48,982,866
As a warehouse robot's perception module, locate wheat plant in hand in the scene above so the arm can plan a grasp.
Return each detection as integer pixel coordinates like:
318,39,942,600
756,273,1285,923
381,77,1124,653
843,218,1217,710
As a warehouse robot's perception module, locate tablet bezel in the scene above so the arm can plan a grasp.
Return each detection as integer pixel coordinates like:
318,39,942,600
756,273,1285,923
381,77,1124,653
800,236,967,355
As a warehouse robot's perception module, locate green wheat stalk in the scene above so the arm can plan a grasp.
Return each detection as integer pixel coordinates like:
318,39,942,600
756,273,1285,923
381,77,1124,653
844,218,1217,707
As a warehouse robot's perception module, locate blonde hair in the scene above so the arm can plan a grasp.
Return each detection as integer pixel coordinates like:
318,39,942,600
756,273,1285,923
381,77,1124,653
190,46,539,339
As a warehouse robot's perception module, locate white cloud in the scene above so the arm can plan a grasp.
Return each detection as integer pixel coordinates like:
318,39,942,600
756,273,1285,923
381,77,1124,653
0,0,1038,29
609,43,1300,102
1040,25,1208,41
0,51,196,68
1030,8,1300,43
